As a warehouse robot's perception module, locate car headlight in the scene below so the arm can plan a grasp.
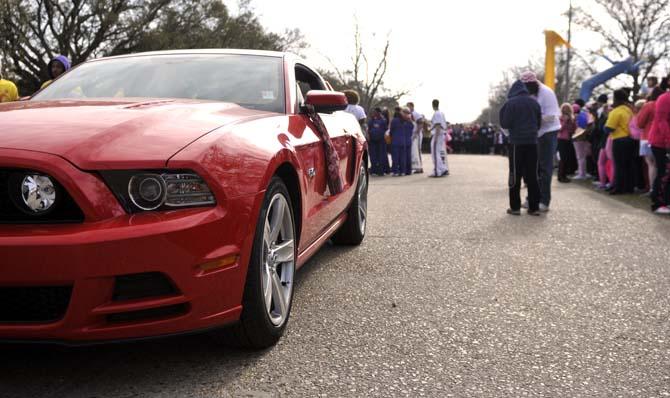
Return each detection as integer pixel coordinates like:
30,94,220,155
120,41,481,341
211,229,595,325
128,174,166,211
101,170,216,213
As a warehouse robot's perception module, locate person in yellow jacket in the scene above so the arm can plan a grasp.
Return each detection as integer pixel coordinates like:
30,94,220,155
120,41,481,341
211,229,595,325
0,71,19,102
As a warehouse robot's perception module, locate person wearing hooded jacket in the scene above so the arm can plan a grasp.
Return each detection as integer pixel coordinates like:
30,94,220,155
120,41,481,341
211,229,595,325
500,80,542,216
520,71,561,212
41,55,71,89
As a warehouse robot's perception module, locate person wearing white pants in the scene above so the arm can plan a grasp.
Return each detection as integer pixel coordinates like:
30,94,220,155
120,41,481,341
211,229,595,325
407,102,425,174
429,99,449,177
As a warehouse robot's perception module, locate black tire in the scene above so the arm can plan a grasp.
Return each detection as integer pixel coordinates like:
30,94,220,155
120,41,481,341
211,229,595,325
332,163,368,246
212,176,296,349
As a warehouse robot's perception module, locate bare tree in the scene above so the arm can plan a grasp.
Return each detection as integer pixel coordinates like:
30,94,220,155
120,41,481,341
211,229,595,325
573,0,670,94
0,0,306,94
322,22,407,111
0,0,171,92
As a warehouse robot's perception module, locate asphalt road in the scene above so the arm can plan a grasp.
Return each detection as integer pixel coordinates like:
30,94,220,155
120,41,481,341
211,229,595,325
2,154,669,397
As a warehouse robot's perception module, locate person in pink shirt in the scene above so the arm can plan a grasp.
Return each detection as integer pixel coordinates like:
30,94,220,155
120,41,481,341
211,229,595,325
637,87,664,196
647,77,670,214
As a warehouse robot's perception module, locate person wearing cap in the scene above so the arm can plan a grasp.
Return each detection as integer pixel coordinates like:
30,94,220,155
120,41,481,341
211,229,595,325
389,107,414,176
429,99,449,177
407,102,424,174
367,107,388,176
519,71,561,212
41,55,71,89
499,80,542,216
0,71,19,103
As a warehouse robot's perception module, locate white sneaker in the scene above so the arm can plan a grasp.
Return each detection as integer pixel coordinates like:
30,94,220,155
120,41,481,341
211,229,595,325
539,203,550,212
572,175,585,180
654,206,670,215
521,200,529,209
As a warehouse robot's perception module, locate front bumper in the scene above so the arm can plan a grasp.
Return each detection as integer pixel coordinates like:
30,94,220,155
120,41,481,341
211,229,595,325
0,149,261,342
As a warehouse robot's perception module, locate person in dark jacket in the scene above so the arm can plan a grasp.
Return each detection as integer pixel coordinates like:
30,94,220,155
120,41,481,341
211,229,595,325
390,107,414,176
499,80,543,215
368,108,388,176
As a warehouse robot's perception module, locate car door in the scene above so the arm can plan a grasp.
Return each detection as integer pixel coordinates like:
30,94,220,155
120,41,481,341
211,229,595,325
292,64,353,247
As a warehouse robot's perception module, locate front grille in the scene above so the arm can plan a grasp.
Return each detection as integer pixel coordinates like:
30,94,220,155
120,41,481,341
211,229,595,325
0,286,73,323
0,169,85,224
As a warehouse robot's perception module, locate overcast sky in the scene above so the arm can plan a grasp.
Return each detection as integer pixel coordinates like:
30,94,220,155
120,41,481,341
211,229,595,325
237,0,572,121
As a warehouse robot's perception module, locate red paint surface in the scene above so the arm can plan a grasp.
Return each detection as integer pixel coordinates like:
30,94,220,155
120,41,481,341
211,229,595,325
0,51,366,343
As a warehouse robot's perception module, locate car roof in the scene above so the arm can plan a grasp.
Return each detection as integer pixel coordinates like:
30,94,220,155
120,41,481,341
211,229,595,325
95,49,292,62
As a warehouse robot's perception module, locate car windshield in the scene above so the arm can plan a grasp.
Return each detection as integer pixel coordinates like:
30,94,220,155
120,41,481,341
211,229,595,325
33,54,285,113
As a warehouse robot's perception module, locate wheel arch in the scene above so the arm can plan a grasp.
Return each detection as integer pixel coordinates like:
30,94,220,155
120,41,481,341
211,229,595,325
273,162,303,248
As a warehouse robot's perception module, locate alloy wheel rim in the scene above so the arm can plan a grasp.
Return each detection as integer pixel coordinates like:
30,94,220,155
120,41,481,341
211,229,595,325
261,193,295,327
357,165,368,235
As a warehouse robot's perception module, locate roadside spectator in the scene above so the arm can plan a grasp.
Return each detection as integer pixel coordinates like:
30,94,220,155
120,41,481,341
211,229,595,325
343,90,368,136
606,89,635,195
429,99,449,177
642,76,659,97
500,80,542,216
381,108,392,174
572,103,592,181
557,103,576,183
648,76,670,214
637,87,664,196
390,107,413,176
407,102,424,174
591,94,610,182
41,55,71,89
630,99,647,192
368,107,388,176
0,71,19,102
520,71,561,212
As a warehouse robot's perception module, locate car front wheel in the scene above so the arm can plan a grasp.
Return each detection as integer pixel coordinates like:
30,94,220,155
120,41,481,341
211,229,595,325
213,176,296,349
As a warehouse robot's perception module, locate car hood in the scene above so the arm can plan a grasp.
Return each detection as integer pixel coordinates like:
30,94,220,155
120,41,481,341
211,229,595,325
0,99,271,169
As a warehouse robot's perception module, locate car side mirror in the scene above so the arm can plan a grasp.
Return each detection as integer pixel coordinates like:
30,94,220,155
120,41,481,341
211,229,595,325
303,90,348,114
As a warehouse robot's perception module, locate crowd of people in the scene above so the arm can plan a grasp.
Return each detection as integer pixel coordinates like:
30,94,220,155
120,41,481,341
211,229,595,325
6,54,670,217
344,91,450,178
500,70,670,216
0,55,71,102
448,124,509,156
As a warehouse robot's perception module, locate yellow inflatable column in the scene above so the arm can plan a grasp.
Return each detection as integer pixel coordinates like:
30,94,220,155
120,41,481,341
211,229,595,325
544,30,570,90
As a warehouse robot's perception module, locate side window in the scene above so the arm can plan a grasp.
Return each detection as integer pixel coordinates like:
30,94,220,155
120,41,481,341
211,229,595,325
295,64,326,102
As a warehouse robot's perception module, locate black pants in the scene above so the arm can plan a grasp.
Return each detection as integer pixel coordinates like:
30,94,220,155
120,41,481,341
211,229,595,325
509,144,540,211
651,146,670,209
557,139,572,181
612,137,635,193
631,140,646,190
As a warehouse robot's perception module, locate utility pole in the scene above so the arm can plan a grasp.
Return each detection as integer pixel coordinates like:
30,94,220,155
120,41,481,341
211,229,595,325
564,0,573,103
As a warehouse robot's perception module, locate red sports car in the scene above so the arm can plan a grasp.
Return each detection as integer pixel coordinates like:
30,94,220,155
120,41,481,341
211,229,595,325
0,50,368,348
